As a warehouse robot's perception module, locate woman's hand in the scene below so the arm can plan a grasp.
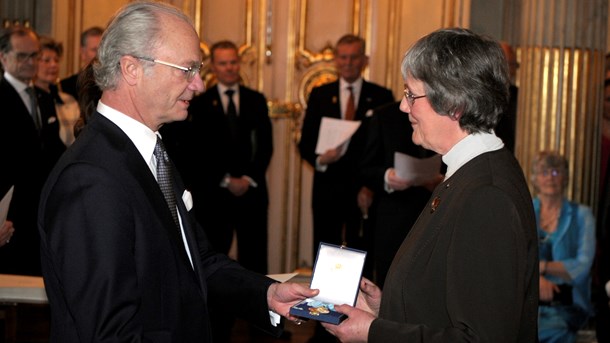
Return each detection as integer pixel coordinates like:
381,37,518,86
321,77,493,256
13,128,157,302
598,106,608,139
539,276,559,302
356,277,381,316
322,304,376,343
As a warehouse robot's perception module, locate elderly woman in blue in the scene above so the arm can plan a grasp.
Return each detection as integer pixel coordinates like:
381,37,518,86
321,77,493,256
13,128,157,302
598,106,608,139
532,151,596,342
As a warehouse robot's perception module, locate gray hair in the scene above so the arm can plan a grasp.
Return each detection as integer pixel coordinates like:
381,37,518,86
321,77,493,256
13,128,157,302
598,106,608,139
401,28,509,134
93,1,194,90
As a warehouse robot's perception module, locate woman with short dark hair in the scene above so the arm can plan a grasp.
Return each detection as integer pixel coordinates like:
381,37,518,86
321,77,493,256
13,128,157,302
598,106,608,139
323,27,539,342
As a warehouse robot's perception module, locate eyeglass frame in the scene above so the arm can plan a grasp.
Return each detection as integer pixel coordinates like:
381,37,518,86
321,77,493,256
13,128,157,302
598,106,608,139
134,55,202,82
537,168,563,177
10,51,40,63
403,88,426,107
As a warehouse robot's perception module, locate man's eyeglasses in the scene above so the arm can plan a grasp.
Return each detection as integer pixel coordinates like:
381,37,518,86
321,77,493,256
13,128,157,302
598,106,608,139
403,89,426,107
538,168,562,177
12,51,40,63
135,56,202,82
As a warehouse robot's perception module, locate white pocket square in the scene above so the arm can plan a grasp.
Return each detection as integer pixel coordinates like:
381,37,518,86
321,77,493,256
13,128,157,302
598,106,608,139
182,190,193,211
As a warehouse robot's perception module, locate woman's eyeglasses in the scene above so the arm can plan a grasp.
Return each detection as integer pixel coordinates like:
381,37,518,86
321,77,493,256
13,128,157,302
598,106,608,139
538,168,562,177
403,89,426,107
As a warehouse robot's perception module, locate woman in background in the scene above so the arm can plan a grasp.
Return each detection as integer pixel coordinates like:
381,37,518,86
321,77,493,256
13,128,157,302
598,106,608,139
533,151,595,342
34,36,80,146
322,27,539,342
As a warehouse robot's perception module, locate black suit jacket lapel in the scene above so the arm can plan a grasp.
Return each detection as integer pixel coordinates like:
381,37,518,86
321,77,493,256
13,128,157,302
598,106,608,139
355,81,372,120
93,113,196,271
331,82,341,119
171,164,208,294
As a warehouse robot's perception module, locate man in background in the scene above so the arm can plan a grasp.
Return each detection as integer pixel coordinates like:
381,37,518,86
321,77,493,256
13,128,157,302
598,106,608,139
163,40,273,342
298,33,394,343
358,101,443,288
299,34,394,268
0,26,64,275
59,26,103,99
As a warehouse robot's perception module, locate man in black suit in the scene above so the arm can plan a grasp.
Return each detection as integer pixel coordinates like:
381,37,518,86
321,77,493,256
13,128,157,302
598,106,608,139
298,34,394,267
0,26,65,275
359,101,443,287
37,3,315,342
164,40,273,342
59,26,103,100
298,34,393,343
185,40,272,275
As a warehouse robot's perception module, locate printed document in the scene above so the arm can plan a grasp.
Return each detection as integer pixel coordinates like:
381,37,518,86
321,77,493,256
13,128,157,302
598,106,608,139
315,117,361,156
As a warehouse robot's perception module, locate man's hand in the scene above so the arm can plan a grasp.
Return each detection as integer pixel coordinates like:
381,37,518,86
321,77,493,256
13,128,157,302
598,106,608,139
357,187,373,218
267,282,319,324
318,146,342,166
227,177,250,197
386,168,411,191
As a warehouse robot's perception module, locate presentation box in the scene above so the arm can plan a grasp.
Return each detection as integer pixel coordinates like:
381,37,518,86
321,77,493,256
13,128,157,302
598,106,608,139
289,243,366,325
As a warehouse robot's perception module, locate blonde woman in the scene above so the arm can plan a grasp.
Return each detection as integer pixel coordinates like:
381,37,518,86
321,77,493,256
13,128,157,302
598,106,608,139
34,36,80,146
532,151,596,342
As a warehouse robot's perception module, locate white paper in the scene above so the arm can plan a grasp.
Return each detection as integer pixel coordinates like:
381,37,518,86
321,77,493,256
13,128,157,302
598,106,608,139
310,244,366,306
267,272,298,283
0,186,14,228
394,152,442,185
315,117,361,155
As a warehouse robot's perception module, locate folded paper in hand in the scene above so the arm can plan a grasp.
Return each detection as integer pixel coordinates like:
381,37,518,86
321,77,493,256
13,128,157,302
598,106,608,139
0,186,14,227
315,117,361,156
394,152,442,185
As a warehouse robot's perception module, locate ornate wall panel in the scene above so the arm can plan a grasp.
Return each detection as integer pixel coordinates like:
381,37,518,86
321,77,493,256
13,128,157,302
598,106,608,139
517,0,607,208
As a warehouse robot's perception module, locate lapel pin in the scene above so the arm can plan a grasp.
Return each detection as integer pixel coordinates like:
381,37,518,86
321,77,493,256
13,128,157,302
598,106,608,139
430,197,441,213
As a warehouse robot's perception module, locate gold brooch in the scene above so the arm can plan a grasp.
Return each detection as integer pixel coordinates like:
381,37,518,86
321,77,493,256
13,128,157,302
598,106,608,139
431,197,441,213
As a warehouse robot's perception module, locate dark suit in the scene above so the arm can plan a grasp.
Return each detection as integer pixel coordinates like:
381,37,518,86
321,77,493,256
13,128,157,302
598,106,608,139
38,112,280,342
369,148,538,342
0,77,65,276
59,73,79,100
359,101,439,287
298,80,393,268
495,84,519,153
165,84,272,275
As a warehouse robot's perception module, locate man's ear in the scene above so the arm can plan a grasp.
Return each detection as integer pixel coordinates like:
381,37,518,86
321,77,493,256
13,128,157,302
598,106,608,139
119,55,141,86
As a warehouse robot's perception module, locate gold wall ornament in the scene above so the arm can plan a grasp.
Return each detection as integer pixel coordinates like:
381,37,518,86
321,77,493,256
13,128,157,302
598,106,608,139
516,0,607,209
297,64,338,109
518,46,605,206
